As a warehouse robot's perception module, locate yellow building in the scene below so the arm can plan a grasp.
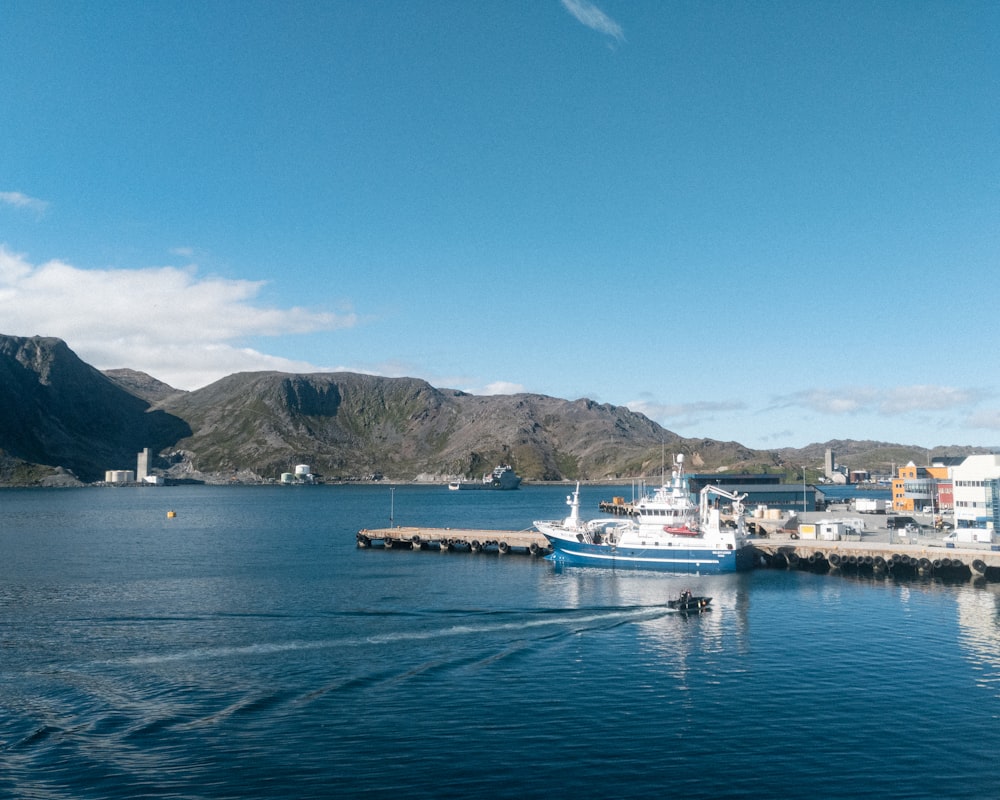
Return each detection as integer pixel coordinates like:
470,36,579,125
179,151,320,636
890,462,948,512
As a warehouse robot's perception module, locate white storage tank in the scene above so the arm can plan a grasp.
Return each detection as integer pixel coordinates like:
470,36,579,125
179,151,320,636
294,464,311,477
106,470,134,483
281,473,295,484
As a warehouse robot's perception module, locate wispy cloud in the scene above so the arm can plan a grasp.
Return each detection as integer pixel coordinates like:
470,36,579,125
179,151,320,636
771,386,986,416
967,409,1000,431
627,398,748,431
0,246,357,389
0,191,49,215
560,0,624,43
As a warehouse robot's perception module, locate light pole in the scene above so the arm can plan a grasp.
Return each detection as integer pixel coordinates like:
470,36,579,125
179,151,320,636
389,486,395,527
802,466,807,512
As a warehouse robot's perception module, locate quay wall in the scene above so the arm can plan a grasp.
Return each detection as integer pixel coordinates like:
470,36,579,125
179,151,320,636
751,538,998,577
358,521,1000,579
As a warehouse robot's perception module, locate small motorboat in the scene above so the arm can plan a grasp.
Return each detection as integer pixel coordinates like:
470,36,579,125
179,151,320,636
668,590,712,612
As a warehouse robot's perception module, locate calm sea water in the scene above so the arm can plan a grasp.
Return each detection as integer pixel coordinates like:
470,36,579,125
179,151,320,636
2,484,1000,799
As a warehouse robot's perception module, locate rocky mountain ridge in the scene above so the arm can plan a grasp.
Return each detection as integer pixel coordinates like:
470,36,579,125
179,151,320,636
0,334,990,486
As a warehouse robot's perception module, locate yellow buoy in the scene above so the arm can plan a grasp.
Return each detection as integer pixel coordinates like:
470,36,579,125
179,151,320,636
167,510,176,518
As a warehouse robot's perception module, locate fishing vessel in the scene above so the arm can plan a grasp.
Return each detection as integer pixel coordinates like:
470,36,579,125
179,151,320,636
447,464,522,491
534,455,754,573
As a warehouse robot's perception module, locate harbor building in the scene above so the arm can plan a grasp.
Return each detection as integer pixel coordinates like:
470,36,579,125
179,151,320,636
687,473,781,494
890,457,967,514
892,462,945,513
686,475,818,512
687,472,820,512
952,454,1000,536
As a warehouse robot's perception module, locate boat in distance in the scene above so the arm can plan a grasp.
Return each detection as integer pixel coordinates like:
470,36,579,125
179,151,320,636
533,454,755,573
448,464,522,491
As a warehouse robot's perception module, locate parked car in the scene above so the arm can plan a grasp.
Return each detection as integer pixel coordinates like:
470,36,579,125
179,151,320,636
886,515,917,530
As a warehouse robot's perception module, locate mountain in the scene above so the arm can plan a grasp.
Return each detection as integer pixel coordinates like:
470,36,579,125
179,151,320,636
0,335,190,483
152,371,768,481
0,334,990,486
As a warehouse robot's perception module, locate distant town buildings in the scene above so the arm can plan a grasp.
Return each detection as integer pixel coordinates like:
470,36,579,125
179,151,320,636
823,448,849,484
103,447,163,485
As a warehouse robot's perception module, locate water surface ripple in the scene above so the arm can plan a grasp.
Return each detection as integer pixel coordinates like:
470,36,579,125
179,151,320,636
2,485,1000,798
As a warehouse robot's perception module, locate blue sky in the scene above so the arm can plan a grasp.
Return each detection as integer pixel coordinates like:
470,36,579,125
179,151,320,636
2,1,998,450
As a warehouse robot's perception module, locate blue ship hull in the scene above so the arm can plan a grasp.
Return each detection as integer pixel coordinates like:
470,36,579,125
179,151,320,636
545,540,755,573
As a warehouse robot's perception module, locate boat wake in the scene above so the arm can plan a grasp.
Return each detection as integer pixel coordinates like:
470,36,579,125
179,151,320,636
103,605,671,667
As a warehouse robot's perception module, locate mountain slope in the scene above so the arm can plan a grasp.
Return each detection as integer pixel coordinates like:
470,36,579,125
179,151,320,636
104,368,186,405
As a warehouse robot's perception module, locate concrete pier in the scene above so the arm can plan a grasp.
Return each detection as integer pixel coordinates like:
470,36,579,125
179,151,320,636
745,507,1000,576
358,526,551,556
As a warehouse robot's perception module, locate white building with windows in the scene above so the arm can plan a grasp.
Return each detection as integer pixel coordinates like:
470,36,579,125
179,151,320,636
951,454,1000,541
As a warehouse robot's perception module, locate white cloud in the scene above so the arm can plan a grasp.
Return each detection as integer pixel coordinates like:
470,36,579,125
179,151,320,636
0,246,357,389
482,381,527,395
560,0,624,43
0,191,48,215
